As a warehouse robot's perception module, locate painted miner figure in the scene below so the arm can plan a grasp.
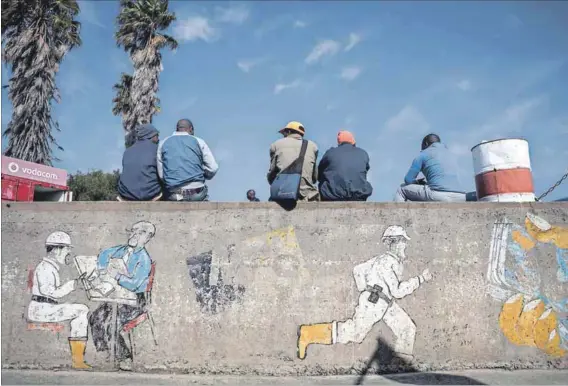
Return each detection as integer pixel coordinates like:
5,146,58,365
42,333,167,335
27,231,91,369
297,225,432,360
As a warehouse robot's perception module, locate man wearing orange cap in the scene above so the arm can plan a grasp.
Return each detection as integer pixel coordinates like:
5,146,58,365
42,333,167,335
267,121,319,201
317,130,373,201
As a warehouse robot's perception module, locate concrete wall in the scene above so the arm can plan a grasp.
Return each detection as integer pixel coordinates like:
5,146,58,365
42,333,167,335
2,202,567,374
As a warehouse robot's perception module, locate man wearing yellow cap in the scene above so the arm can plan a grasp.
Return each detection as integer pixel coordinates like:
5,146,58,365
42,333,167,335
267,121,319,201
317,130,373,201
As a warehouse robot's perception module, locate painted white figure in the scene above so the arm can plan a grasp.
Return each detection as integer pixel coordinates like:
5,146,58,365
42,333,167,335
297,225,432,360
27,231,91,369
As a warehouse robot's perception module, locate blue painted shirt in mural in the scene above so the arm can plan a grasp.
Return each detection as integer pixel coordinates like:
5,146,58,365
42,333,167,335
97,245,152,293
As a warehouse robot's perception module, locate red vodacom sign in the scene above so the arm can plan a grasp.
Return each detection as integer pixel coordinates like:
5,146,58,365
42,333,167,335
1,156,68,187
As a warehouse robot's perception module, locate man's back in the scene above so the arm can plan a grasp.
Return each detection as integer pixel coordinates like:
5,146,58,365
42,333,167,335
268,134,318,200
406,142,463,192
318,144,373,201
118,140,161,201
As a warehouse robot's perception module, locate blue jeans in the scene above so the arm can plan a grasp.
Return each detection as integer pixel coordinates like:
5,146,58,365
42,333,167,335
394,184,465,202
167,186,209,202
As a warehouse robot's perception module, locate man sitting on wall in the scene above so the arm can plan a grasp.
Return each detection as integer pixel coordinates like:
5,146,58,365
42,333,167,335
394,134,465,202
157,119,219,201
117,124,162,201
318,130,373,201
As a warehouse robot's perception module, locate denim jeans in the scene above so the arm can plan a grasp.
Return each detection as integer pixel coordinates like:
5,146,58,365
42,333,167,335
394,184,466,202
167,185,209,202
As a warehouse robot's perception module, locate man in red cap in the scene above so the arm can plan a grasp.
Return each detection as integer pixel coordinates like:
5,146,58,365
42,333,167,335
317,130,373,201
267,121,319,201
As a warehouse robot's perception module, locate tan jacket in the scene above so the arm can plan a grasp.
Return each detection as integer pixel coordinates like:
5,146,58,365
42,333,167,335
267,134,319,201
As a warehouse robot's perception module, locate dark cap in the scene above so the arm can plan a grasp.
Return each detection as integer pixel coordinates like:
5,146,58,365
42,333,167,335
176,119,193,131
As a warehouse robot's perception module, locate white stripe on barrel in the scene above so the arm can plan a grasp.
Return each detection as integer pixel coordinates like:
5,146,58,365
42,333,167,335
471,138,535,202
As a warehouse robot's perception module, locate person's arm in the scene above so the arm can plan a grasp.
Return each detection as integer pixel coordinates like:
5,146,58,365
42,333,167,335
96,246,123,272
403,153,424,185
317,150,329,184
156,139,164,180
115,253,151,292
37,268,76,299
197,138,219,180
312,145,319,183
267,143,278,184
379,263,421,299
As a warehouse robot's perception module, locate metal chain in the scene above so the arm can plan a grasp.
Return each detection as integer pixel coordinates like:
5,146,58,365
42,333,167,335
536,170,568,201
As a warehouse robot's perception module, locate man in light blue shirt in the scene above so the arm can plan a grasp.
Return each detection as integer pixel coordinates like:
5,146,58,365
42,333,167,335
395,134,466,202
157,119,218,201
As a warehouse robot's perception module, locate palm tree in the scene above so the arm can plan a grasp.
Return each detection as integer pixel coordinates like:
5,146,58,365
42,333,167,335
1,0,81,165
115,0,177,139
112,72,136,146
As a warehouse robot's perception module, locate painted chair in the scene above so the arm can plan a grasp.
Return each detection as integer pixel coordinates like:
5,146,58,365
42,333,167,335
25,266,65,333
122,262,157,357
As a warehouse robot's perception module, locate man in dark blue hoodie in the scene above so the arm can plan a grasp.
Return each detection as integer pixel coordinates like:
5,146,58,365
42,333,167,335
117,124,163,201
318,131,373,201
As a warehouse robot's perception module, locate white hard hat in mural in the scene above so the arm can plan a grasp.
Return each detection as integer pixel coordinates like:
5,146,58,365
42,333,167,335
382,225,411,240
45,231,72,247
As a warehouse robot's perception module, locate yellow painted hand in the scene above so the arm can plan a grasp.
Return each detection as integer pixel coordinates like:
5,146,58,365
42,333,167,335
525,213,568,249
499,293,566,357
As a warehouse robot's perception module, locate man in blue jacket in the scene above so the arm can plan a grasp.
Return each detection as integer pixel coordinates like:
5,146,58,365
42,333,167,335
395,134,465,202
318,131,373,201
157,119,218,201
117,124,162,201
88,221,155,368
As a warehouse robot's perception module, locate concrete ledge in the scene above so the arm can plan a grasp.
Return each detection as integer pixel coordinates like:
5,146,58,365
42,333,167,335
3,201,567,212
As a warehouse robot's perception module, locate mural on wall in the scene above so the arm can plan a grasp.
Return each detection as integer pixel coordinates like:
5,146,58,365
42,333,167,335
88,220,158,368
27,231,91,370
187,249,245,314
297,225,432,360
487,212,567,357
26,220,158,370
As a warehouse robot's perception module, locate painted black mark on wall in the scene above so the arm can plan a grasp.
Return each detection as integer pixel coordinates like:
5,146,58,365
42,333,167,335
186,251,245,314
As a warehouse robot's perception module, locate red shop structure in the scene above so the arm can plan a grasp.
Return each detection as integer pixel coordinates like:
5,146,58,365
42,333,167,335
1,155,72,202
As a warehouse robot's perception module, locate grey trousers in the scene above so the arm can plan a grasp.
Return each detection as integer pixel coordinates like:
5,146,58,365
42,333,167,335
394,184,466,202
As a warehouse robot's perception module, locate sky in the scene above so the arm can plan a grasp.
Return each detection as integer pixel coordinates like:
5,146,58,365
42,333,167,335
1,0,568,202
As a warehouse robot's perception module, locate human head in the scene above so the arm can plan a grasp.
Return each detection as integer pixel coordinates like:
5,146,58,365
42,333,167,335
127,221,156,248
176,119,194,135
136,123,160,144
279,121,305,138
45,231,72,265
246,189,257,201
421,133,441,150
337,130,356,145
381,225,411,259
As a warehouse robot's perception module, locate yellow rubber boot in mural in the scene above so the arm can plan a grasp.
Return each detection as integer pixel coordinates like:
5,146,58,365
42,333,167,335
69,338,92,370
297,323,332,360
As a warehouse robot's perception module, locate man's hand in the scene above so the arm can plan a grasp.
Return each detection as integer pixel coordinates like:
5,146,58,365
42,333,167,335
421,269,432,282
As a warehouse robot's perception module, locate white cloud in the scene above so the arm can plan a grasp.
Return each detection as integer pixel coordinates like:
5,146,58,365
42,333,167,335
344,33,361,52
215,4,249,25
237,58,264,73
305,40,341,65
384,105,430,133
274,79,302,95
340,66,362,81
294,20,307,28
174,17,217,43
457,79,471,91
78,0,105,28
475,96,545,136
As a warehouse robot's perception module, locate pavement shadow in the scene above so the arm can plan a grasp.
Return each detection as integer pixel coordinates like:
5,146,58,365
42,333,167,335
355,337,485,385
